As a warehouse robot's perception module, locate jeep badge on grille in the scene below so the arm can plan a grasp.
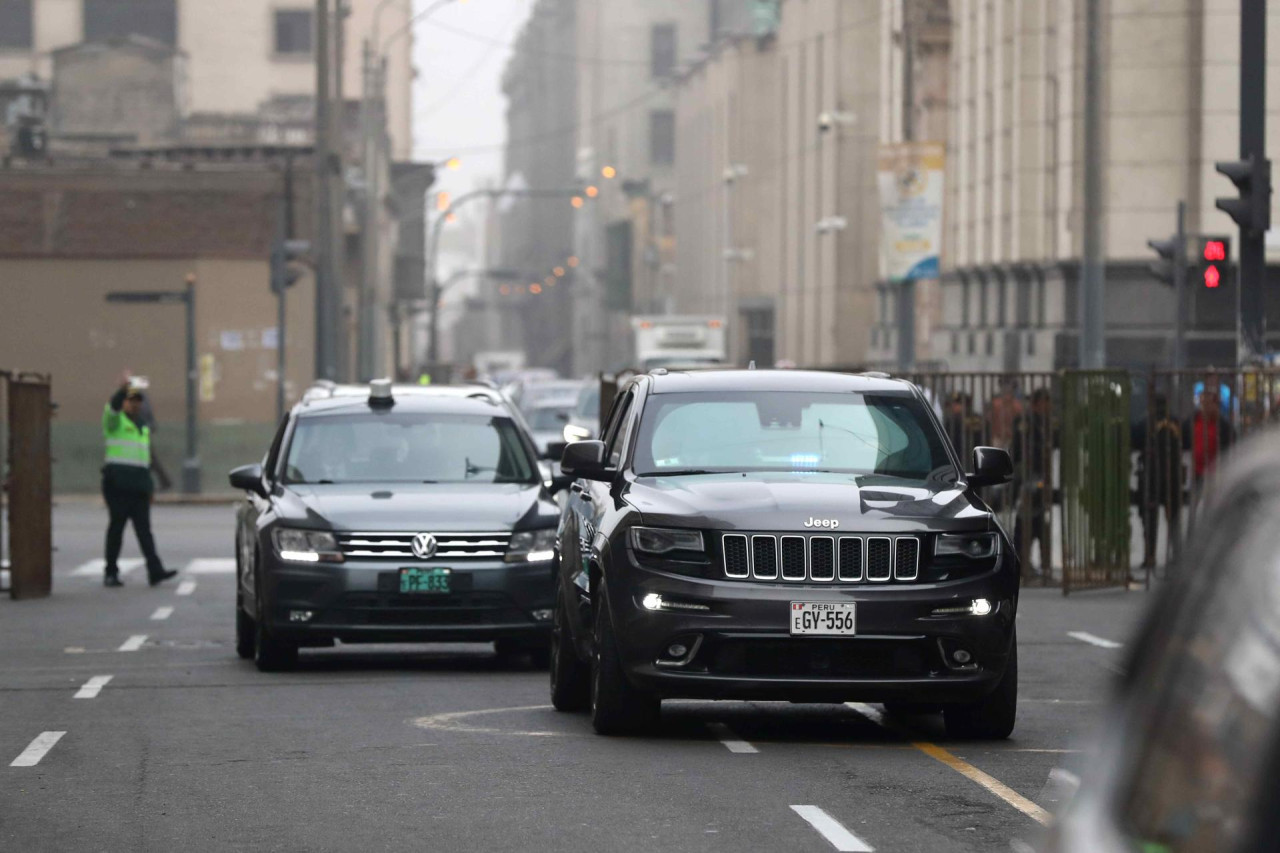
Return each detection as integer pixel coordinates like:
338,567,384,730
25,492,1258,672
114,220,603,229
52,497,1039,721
803,518,840,529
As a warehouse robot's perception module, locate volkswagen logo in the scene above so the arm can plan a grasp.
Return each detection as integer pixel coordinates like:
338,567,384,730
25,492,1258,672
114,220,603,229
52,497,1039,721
410,533,438,560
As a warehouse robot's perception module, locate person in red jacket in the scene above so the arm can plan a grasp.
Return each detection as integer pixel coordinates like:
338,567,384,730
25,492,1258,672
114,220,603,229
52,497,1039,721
1184,383,1234,487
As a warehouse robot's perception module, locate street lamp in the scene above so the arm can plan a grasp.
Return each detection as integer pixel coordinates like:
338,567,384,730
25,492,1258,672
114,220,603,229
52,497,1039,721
105,275,200,495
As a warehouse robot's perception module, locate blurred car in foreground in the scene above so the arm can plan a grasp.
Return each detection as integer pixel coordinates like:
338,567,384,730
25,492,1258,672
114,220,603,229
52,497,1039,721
1046,434,1280,853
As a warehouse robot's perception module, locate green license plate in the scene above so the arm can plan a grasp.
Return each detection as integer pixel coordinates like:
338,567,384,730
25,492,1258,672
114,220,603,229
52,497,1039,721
400,567,451,594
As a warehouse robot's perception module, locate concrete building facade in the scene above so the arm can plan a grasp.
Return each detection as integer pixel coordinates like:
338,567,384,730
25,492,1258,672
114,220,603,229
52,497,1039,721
0,0,414,157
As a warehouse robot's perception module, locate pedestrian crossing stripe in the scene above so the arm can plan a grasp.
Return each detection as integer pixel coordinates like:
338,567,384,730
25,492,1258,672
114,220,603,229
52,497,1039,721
185,559,236,575
71,558,144,577
68,558,234,577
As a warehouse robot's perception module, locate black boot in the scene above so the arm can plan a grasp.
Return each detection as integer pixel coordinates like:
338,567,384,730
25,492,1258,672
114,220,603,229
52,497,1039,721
104,575,124,588
149,569,179,587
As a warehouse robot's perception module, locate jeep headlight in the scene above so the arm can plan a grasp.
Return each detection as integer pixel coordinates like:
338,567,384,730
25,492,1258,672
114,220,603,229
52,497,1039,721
272,528,343,563
630,526,705,556
507,528,558,563
935,532,998,560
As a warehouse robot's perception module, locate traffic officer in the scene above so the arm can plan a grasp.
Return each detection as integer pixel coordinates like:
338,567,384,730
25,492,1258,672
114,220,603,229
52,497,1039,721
102,372,177,588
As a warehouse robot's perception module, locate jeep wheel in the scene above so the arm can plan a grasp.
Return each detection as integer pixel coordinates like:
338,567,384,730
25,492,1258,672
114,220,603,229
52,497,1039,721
590,601,659,735
943,632,1017,740
550,590,590,712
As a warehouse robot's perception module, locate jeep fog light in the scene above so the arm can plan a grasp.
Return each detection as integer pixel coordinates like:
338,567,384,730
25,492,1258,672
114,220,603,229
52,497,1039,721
289,610,314,623
641,593,710,613
970,598,993,616
953,649,972,664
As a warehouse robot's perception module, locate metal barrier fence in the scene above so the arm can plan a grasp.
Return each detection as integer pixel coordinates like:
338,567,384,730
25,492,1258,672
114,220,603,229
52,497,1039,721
593,365,1277,596
2,372,53,600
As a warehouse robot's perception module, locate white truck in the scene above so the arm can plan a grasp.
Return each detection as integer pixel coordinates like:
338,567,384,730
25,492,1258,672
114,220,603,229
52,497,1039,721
631,315,728,370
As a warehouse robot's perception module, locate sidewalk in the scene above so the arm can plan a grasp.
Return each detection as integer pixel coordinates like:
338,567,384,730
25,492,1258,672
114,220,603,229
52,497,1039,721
55,492,241,507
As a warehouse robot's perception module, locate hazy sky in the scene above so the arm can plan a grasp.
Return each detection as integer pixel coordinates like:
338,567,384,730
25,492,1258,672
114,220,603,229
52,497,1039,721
410,0,534,203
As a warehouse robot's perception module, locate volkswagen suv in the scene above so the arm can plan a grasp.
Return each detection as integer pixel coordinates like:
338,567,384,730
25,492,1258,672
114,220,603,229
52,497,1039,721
549,369,1019,737
229,381,560,671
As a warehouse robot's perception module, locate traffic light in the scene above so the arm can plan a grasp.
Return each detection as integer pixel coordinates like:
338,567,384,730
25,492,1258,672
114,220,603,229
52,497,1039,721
271,239,311,294
1147,235,1180,286
1215,155,1272,236
1198,236,1231,290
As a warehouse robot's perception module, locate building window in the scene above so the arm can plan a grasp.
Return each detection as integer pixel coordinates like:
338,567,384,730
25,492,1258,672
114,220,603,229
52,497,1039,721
951,332,959,355
274,9,313,56
1027,332,1036,356
650,109,675,166
0,0,33,49
985,332,994,356
871,328,879,348
650,23,677,78
83,0,177,46
968,333,975,355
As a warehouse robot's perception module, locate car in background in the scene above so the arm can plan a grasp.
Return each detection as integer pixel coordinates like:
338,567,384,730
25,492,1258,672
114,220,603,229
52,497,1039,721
563,382,601,444
525,400,576,459
229,381,562,672
550,369,1019,737
509,378,584,413
1044,434,1280,853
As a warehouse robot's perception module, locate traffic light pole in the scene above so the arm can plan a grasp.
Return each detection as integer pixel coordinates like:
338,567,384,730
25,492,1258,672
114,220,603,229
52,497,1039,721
1238,0,1267,365
1174,201,1187,370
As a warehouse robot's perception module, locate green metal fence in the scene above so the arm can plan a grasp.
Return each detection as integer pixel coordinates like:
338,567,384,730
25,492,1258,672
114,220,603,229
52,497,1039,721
1060,371,1132,594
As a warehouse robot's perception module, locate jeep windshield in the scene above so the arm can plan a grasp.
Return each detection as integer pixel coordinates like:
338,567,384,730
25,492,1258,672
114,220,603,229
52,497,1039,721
632,390,955,481
283,412,538,485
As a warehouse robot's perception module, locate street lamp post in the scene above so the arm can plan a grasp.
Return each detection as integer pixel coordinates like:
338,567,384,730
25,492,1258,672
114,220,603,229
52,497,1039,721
425,187,586,365
105,276,200,495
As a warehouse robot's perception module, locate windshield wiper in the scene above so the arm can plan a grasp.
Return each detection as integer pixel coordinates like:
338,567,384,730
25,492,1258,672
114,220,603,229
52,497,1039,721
642,469,721,477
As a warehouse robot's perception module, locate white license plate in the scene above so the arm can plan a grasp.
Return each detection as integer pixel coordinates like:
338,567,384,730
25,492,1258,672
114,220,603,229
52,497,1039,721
790,601,856,636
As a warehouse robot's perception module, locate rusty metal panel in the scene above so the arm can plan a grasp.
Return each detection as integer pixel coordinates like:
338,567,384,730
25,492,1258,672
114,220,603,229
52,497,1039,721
8,376,53,600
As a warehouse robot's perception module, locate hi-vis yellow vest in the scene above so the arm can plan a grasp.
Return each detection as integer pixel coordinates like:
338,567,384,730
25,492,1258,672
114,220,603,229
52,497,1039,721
103,404,151,468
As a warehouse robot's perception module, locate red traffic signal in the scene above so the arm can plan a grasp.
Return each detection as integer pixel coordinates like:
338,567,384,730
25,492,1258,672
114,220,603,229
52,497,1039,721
1199,236,1231,290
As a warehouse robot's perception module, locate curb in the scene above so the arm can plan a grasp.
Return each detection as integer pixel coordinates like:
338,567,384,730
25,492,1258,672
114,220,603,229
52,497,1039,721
56,493,241,506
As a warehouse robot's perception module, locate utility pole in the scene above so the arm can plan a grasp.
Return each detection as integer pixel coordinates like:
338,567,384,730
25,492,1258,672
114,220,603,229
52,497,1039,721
314,0,338,381
183,274,198,494
1079,0,1106,368
359,38,379,381
1147,201,1188,369
1217,0,1271,366
897,0,917,372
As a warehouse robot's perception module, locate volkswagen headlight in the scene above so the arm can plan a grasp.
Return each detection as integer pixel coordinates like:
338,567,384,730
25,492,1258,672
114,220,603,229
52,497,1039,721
272,528,344,563
507,529,558,563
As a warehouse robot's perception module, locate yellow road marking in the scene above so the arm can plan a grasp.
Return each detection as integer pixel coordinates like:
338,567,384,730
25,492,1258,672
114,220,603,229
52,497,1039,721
845,703,1051,825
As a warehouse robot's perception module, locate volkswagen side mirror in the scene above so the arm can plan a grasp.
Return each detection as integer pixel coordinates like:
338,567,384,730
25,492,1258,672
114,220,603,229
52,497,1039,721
229,463,268,498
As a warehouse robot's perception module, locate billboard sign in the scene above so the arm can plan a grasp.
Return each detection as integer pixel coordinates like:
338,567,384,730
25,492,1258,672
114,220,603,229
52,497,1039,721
878,141,945,282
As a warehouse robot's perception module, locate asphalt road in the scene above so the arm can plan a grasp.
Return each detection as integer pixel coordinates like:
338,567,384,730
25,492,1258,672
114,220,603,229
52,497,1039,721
0,503,1149,852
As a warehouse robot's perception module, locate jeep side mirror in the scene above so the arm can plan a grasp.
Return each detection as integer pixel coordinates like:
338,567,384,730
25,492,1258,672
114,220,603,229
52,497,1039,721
229,463,268,498
967,447,1013,488
560,440,613,482
542,440,568,461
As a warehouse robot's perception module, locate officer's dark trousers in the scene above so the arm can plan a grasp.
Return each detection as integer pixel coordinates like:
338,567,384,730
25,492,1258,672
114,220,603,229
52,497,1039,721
103,484,164,580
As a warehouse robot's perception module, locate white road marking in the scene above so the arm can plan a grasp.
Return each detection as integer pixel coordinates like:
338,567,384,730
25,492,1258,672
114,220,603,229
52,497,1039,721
185,558,236,575
64,647,86,655
175,580,197,596
10,732,66,767
150,606,174,621
118,634,148,652
790,805,874,852
1068,631,1123,649
71,558,142,577
74,675,113,699
707,723,759,754
845,703,1052,825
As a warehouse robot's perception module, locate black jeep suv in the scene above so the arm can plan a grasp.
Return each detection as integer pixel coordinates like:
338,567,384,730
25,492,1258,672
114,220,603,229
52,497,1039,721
550,369,1019,737
229,381,560,671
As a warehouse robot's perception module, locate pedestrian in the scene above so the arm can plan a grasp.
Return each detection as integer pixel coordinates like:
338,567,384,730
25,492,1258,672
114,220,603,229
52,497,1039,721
1134,393,1183,570
1184,380,1234,492
101,371,178,588
1012,388,1056,578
